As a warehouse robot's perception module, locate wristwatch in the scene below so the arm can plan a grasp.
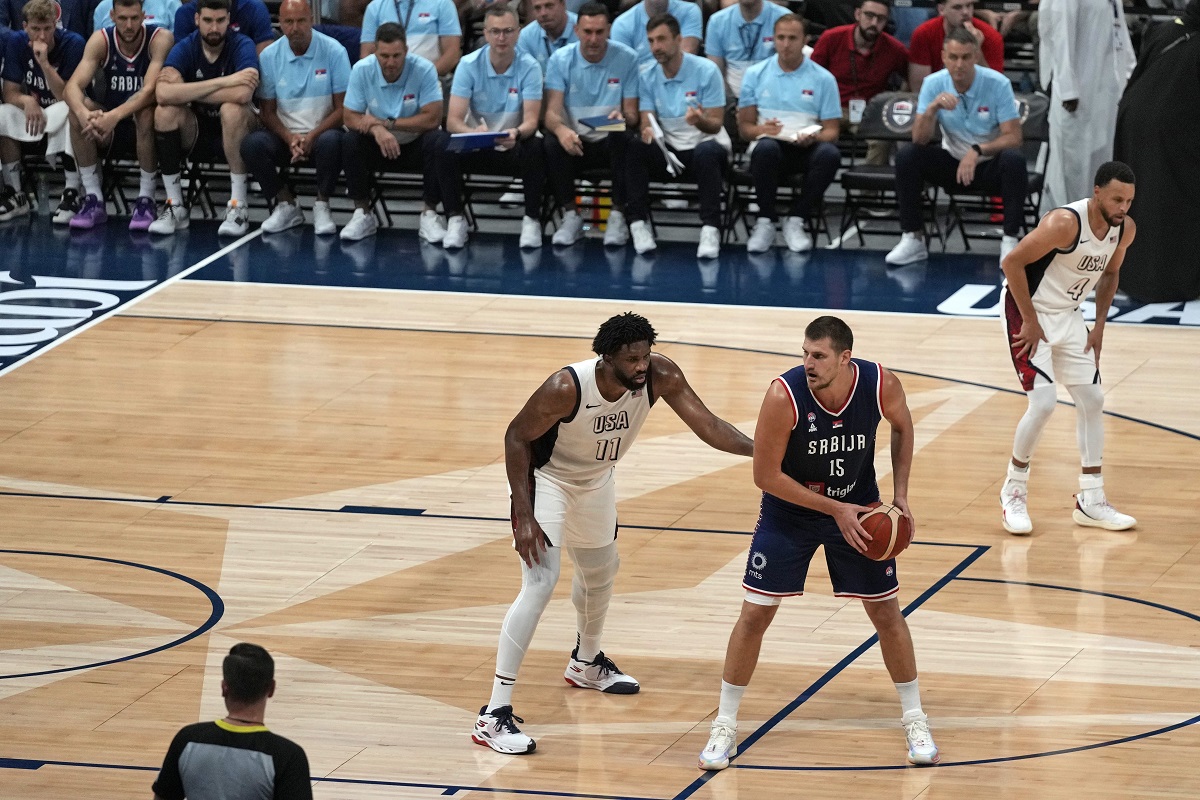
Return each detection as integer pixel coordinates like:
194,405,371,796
385,117,395,130
971,143,983,156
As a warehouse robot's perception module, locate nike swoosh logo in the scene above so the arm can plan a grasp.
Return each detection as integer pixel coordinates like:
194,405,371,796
1080,239,1090,243
586,403,601,409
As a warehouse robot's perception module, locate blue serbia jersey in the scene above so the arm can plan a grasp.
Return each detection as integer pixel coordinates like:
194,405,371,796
98,24,166,108
767,358,883,517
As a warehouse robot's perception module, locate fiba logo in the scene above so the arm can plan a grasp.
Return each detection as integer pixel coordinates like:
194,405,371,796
751,551,767,570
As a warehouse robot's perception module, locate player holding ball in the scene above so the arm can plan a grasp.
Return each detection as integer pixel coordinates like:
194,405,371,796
698,315,939,770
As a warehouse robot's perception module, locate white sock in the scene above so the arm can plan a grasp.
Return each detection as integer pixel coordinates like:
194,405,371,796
139,170,156,199
2,163,20,192
163,173,183,206
80,164,102,198
64,170,81,191
487,674,516,713
230,173,248,205
716,680,746,725
895,677,922,717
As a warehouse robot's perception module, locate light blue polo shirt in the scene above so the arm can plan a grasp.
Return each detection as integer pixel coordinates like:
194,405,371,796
704,0,789,96
344,52,441,143
360,0,460,63
639,52,728,151
515,12,577,75
545,39,639,142
93,0,180,29
610,0,702,72
739,55,840,134
259,31,352,134
917,65,1018,160
450,46,543,130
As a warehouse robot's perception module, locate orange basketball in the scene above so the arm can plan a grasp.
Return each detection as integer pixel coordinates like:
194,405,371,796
858,503,913,561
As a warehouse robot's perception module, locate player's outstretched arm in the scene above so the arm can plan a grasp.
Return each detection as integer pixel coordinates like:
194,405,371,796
1002,208,1078,359
652,354,753,457
880,367,916,538
503,370,578,567
1086,217,1136,360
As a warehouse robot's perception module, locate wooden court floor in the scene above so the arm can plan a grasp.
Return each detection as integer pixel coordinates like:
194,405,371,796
1,281,1198,799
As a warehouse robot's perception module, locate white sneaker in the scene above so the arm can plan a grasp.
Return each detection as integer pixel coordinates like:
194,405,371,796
53,188,82,225
563,648,639,694
886,232,928,266
747,217,775,253
552,210,583,246
1000,479,1033,535
902,710,939,765
148,201,190,235
697,225,720,259
782,216,813,252
218,200,248,236
630,220,656,254
443,215,469,249
519,215,542,249
312,200,336,235
472,705,535,755
1000,234,1019,267
339,208,377,241
1073,488,1136,531
262,200,304,234
698,719,737,771
603,209,629,246
418,209,447,243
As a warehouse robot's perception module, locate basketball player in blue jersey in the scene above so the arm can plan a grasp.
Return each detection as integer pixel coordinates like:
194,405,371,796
699,316,939,770
472,312,754,755
998,161,1138,535
64,0,174,230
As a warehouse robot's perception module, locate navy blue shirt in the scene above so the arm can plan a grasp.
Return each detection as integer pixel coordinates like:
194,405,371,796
2,28,86,107
0,0,92,37
164,29,258,115
765,358,883,518
97,24,167,109
173,0,274,46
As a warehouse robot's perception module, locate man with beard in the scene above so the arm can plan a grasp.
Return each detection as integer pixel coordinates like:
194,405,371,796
471,312,753,756
697,314,938,771
173,0,276,56
150,0,259,235
997,161,1138,536
810,0,908,165
240,0,350,236
63,0,174,230
625,13,730,258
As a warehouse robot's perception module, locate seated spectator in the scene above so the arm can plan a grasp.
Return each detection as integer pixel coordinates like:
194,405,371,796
705,0,789,98
151,0,260,236
610,0,699,71
359,0,460,79
738,13,841,253
885,27,1025,266
516,0,577,75
0,0,86,223
809,0,907,165
93,0,181,30
0,0,91,37
435,4,544,249
542,1,638,247
907,0,1002,93
173,0,276,55
627,13,729,257
340,22,444,242
241,0,350,236
64,0,173,230
151,643,312,800
975,3,1036,41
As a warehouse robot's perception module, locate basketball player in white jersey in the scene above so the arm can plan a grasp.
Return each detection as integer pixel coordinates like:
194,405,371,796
998,161,1137,535
471,312,754,755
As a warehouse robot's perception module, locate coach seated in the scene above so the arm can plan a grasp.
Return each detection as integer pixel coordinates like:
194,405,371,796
173,0,275,54
434,4,544,250
884,26,1025,267
340,22,444,242
241,0,350,236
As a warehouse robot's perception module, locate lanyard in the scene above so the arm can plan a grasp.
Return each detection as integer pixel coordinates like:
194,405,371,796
739,21,761,60
391,0,415,30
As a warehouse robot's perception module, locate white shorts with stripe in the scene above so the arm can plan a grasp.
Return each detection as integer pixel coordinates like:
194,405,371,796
1003,289,1099,390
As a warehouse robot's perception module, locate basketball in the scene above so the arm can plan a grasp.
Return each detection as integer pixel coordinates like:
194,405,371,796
858,503,913,561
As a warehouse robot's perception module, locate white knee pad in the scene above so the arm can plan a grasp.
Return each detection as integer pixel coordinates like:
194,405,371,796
1067,383,1105,468
495,547,562,677
1012,384,1058,463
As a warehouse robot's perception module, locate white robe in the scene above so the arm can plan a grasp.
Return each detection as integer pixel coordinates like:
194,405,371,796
1038,0,1136,212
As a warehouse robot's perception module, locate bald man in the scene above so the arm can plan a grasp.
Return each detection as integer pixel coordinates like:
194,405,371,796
240,0,351,234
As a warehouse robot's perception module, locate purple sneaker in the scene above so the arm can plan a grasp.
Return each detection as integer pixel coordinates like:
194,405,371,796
129,196,156,231
69,194,108,229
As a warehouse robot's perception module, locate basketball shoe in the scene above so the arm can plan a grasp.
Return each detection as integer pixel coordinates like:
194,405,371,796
1000,480,1033,535
902,710,939,765
1073,488,1136,531
564,648,640,694
698,718,737,770
472,705,535,755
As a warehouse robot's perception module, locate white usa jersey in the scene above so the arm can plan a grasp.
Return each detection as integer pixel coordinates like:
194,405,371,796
532,357,654,488
1025,198,1124,314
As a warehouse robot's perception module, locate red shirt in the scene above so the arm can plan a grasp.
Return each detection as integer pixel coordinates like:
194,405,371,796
810,24,909,106
908,17,1004,72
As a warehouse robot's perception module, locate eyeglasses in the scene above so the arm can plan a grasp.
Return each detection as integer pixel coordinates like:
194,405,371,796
859,10,886,22
485,26,518,37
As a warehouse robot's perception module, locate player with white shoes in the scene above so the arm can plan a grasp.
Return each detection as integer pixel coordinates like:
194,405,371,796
998,161,1138,536
472,312,753,756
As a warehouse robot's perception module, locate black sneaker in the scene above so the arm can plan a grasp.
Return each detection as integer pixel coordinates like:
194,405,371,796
0,190,31,222
53,188,81,225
